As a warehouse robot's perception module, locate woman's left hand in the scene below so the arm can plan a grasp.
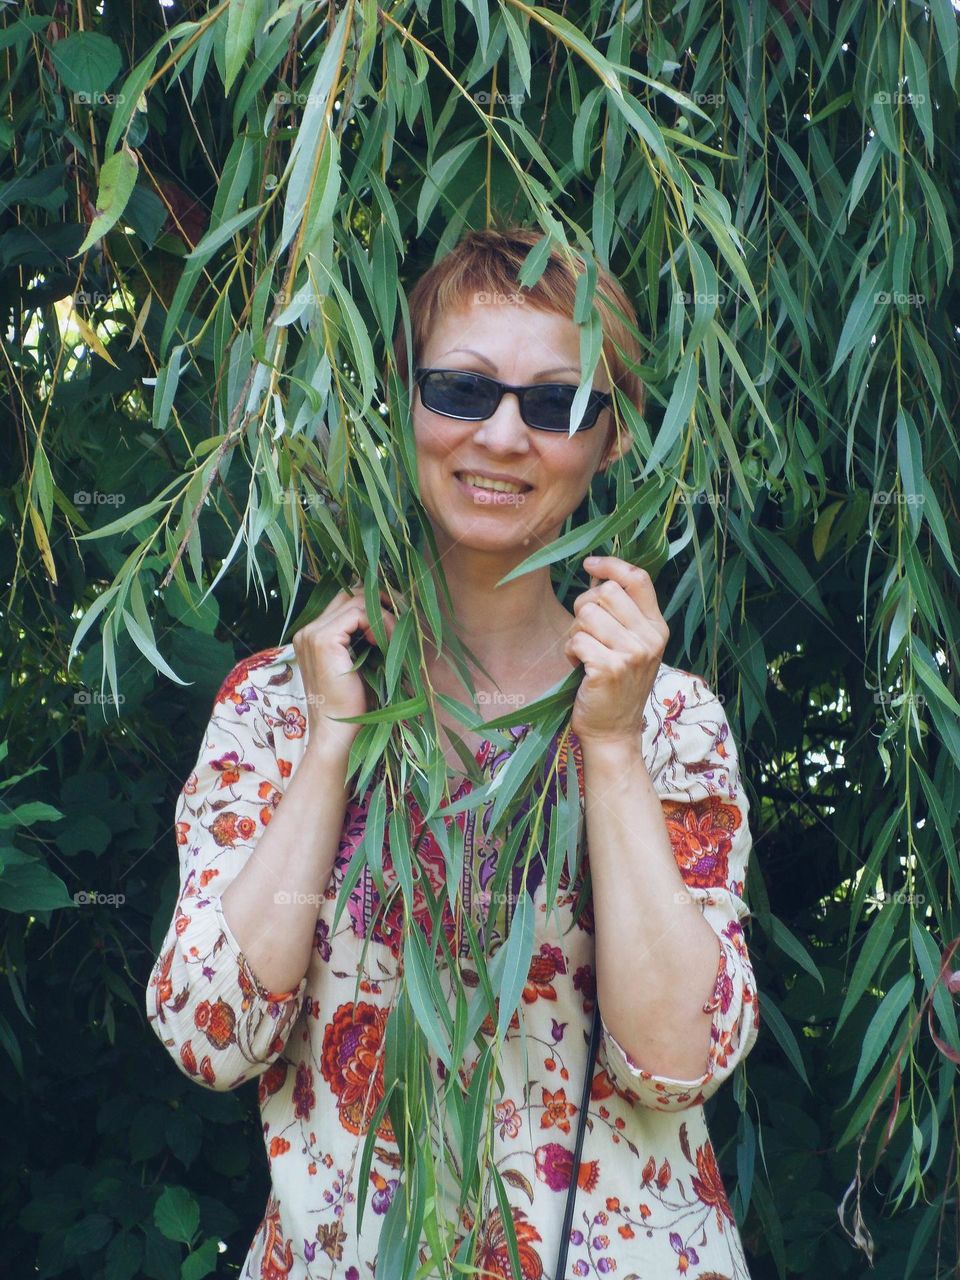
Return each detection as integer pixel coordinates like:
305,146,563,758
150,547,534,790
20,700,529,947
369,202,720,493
563,555,669,746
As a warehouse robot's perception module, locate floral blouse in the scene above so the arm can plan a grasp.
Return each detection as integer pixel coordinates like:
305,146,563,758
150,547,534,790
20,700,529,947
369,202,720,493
146,643,761,1280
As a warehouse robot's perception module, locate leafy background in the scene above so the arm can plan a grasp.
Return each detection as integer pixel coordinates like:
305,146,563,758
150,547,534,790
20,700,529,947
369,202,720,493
2,0,959,1277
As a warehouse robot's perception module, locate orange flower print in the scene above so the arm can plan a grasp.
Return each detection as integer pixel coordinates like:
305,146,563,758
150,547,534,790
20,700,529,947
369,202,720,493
662,689,686,736
661,796,741,889
199,868,218,888
691,1141,735,1229
258,779,281,826
534,1144,598,1193
590,1068,615,1102
590,1066,639,1107
154,946,174,1008
199,1055,215,1086
480,1005,520,1038
210,811,257,848
174,910,190,935
269,1136,291,1158
701,948,733,1020
495,1099,522,1140
179,1041,197,1075
540,1087,576,1133
183,772,198,796
194,998,236,1049
474,1205,543,1280
293,1062,315,1120
214,649,285,707
670,1231,699,1273
320,1002,395,1141
278,758,292,779
554,735,584,797
277,705,307,739
258,1060,288,1104
711,1026,735,1072
175,821,190,845
523,943,566,1004
641,1155,671,1189
258,1201,295,1280
211,751,255,788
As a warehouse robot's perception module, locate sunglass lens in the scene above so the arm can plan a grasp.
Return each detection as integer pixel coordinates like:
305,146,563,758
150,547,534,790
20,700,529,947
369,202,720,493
523,384,582,431
423,371,495,418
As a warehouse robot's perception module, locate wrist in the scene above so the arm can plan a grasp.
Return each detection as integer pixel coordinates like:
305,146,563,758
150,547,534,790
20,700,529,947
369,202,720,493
578,732,648,770
302,729,356,768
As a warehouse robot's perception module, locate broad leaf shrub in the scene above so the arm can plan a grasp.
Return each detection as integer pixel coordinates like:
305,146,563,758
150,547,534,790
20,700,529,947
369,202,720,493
2,0,959,1277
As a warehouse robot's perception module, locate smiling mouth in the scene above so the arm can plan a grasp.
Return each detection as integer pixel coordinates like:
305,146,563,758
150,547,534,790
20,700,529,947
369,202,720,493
454,472,533,494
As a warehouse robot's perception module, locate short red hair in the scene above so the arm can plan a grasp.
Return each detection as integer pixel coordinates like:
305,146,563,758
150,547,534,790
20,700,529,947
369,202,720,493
391,226,646,441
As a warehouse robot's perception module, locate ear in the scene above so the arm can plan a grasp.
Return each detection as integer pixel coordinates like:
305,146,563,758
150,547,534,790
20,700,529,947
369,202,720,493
596,411,628,473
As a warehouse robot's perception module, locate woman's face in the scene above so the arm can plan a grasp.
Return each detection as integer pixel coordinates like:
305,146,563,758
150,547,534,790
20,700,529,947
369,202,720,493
411,300,624,560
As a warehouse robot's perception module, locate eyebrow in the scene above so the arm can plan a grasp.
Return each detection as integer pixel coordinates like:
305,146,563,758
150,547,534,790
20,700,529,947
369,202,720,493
437,347,580,378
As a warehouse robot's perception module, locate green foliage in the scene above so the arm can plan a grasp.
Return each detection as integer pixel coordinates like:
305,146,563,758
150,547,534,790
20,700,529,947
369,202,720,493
2,0,959,1276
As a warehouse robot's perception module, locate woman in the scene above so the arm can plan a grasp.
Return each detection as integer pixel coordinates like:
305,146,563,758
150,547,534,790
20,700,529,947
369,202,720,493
146,227,761,1279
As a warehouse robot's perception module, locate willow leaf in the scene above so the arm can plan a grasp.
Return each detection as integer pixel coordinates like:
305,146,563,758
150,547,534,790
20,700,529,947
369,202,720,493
846,972,915,1101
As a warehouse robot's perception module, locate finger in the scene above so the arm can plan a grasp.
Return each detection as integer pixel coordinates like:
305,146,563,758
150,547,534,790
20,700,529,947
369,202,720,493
564,629,610,674
362,605,400,646
583,556,660,618
571,600,637,650
574,579,646,631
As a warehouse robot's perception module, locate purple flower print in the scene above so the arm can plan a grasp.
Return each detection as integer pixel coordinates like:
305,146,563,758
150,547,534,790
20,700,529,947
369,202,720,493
235,686,258,713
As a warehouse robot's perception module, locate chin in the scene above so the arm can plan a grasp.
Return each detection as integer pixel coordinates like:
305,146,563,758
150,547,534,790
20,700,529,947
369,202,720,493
424,515,530,554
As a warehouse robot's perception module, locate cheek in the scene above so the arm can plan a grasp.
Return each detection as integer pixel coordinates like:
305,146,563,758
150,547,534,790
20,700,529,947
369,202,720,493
412,413,444,459
547,442,600,487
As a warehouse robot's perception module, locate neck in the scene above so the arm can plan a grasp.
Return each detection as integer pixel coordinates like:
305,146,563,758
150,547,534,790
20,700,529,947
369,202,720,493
420,539,571,679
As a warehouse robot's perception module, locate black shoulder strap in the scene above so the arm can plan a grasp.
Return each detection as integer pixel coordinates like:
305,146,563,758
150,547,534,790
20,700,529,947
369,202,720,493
554,1002,602,1279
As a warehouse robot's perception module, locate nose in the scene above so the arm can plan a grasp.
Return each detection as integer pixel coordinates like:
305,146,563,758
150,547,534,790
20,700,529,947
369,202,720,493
470,390,530,451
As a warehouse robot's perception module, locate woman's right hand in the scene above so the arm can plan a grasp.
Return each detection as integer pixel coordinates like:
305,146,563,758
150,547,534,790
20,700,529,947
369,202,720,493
292,581,398,754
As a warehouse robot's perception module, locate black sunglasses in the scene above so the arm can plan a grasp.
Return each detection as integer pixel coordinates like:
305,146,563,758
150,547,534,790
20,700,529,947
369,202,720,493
413,367,612,433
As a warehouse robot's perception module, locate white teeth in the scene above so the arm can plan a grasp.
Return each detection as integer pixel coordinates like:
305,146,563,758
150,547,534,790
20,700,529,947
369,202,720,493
459,473,528,494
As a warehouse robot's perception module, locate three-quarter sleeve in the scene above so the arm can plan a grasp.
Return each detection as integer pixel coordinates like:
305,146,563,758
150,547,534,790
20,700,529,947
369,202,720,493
598,667,761,1112
145,649,307,1092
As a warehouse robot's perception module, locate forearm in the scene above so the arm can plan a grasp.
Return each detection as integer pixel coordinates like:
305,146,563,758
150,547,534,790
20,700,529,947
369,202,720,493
580,734,722,1080
219,740,353,994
